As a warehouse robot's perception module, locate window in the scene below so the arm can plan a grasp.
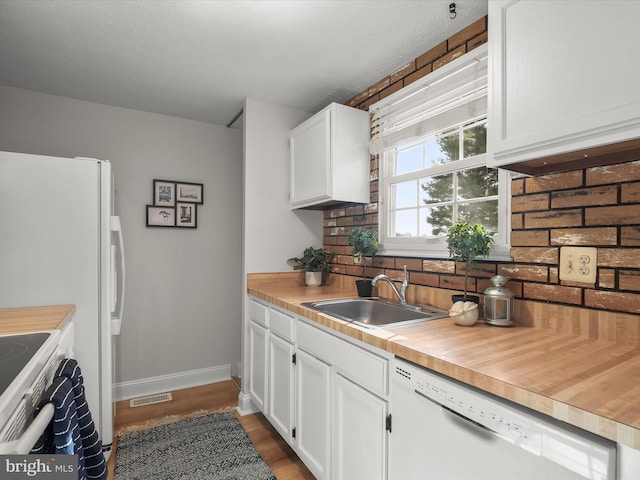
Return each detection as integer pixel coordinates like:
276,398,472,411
371,44,510,259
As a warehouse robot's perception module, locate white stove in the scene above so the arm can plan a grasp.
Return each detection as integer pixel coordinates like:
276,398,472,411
0,323,74,454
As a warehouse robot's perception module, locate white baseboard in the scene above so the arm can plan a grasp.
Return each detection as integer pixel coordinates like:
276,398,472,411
236,391,259,416
114,364,231,402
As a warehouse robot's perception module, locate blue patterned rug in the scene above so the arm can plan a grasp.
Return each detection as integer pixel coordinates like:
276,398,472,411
114,410,276,480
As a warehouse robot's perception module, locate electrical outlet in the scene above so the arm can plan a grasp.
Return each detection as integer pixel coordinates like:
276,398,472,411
559,247,597,283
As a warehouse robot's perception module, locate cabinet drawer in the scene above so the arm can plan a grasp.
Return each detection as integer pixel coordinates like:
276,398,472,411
270,307,295,342
248,298,268,327
297,321,388,397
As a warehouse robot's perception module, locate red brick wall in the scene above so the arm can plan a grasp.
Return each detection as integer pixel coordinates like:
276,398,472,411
324,16,640,315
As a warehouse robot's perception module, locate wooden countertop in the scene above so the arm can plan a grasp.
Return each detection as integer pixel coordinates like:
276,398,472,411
0,305,75,335
248,274,640,450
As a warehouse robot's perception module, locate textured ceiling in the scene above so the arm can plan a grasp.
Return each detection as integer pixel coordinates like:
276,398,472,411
0,0,488,127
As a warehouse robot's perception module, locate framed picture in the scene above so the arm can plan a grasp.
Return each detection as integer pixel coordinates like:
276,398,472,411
176,182,203,204
176,202,197,228
153,180,176,207
146,205,176,227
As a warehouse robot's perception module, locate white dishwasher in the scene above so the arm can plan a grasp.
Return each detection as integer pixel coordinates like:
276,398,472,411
390,357,616,480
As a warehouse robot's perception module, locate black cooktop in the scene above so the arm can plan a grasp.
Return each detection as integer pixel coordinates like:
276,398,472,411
0,332,50,398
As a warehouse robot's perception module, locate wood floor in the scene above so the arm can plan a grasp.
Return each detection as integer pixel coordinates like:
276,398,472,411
106,380,315,480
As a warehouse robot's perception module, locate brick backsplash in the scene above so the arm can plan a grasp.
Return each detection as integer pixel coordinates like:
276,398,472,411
324,15,640,315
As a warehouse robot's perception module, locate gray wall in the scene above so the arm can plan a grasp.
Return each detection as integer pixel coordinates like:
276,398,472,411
243,97,322,274
239,97,323,411
0,86,243,397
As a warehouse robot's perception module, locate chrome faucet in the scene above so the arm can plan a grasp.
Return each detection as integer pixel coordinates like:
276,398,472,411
372,265,409,304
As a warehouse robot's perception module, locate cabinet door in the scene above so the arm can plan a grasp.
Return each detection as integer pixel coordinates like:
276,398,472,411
488,0,640,170
248,320,268,412
267,332,295,443
290,108,331,207
295,348,331,480
333,373,388,480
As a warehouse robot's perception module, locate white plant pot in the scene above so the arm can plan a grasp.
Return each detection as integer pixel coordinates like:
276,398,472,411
449,301,479,327
453,308,479,326
305,271,323,287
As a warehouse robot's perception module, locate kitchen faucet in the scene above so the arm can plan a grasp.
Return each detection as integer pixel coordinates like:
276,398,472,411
372,265,409,304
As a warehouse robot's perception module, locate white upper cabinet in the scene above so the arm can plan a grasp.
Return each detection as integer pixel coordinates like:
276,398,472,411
290,102,370,209
488,0,640,175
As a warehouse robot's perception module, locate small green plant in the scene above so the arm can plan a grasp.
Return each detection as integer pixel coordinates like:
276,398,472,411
288,246,332,273
347,228,379,280
446,221,494,298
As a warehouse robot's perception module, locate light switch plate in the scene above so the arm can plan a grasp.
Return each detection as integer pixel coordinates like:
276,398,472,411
559,247,597,283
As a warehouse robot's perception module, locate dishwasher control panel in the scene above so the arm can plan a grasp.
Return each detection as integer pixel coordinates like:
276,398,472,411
399,362,543,454
393,358,616,480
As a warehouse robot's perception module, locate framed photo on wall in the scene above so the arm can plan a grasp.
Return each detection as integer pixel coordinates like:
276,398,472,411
176,202,197,228
153,179,176,207
176,182,203,204
146,205,176,227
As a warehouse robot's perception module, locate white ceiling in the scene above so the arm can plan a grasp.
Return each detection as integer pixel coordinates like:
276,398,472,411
0,0,488,127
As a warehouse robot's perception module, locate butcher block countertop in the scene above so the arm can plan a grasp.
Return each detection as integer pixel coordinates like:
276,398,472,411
248,273,640,450
0,305,75,335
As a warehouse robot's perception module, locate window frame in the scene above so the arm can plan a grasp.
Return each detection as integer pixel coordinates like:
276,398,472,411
371,45,511,260
379,150,511,260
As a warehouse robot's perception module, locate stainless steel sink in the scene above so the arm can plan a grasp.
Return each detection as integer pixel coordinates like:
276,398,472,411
301,298,449,328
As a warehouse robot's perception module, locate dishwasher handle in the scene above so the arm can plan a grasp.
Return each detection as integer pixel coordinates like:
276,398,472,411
440,404,497,441
415,389,496,440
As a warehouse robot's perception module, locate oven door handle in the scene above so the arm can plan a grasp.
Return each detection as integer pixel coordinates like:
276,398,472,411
3,403,55,455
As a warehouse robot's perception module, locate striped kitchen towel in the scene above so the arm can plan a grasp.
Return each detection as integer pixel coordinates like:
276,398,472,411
31,359,107,480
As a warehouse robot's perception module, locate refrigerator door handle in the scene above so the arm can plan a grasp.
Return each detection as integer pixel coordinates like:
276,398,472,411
111,215,125,335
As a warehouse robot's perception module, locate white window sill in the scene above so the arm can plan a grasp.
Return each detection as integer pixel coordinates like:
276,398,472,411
379,243,512,263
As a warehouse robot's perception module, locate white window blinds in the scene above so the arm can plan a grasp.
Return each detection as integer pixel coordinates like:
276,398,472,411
370,44,488,155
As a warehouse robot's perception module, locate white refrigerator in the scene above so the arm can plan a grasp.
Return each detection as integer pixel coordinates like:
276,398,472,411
0,151,125,454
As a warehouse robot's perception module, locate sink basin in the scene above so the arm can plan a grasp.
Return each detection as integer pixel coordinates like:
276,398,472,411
301,298,449,328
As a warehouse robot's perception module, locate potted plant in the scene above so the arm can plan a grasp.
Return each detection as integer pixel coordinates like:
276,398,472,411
347,228,379,297
288,246,333,286
446,221,494,304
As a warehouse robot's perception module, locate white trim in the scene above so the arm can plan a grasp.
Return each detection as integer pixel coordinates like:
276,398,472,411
236,392,260,416
381,242,512,262
113,364,231,401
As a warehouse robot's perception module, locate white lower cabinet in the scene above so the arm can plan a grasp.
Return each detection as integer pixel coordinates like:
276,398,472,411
266,332,295,443
296,319,390,479
248,320,267,412
333,373,388,480
295,348,332,479
247,297,391,479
